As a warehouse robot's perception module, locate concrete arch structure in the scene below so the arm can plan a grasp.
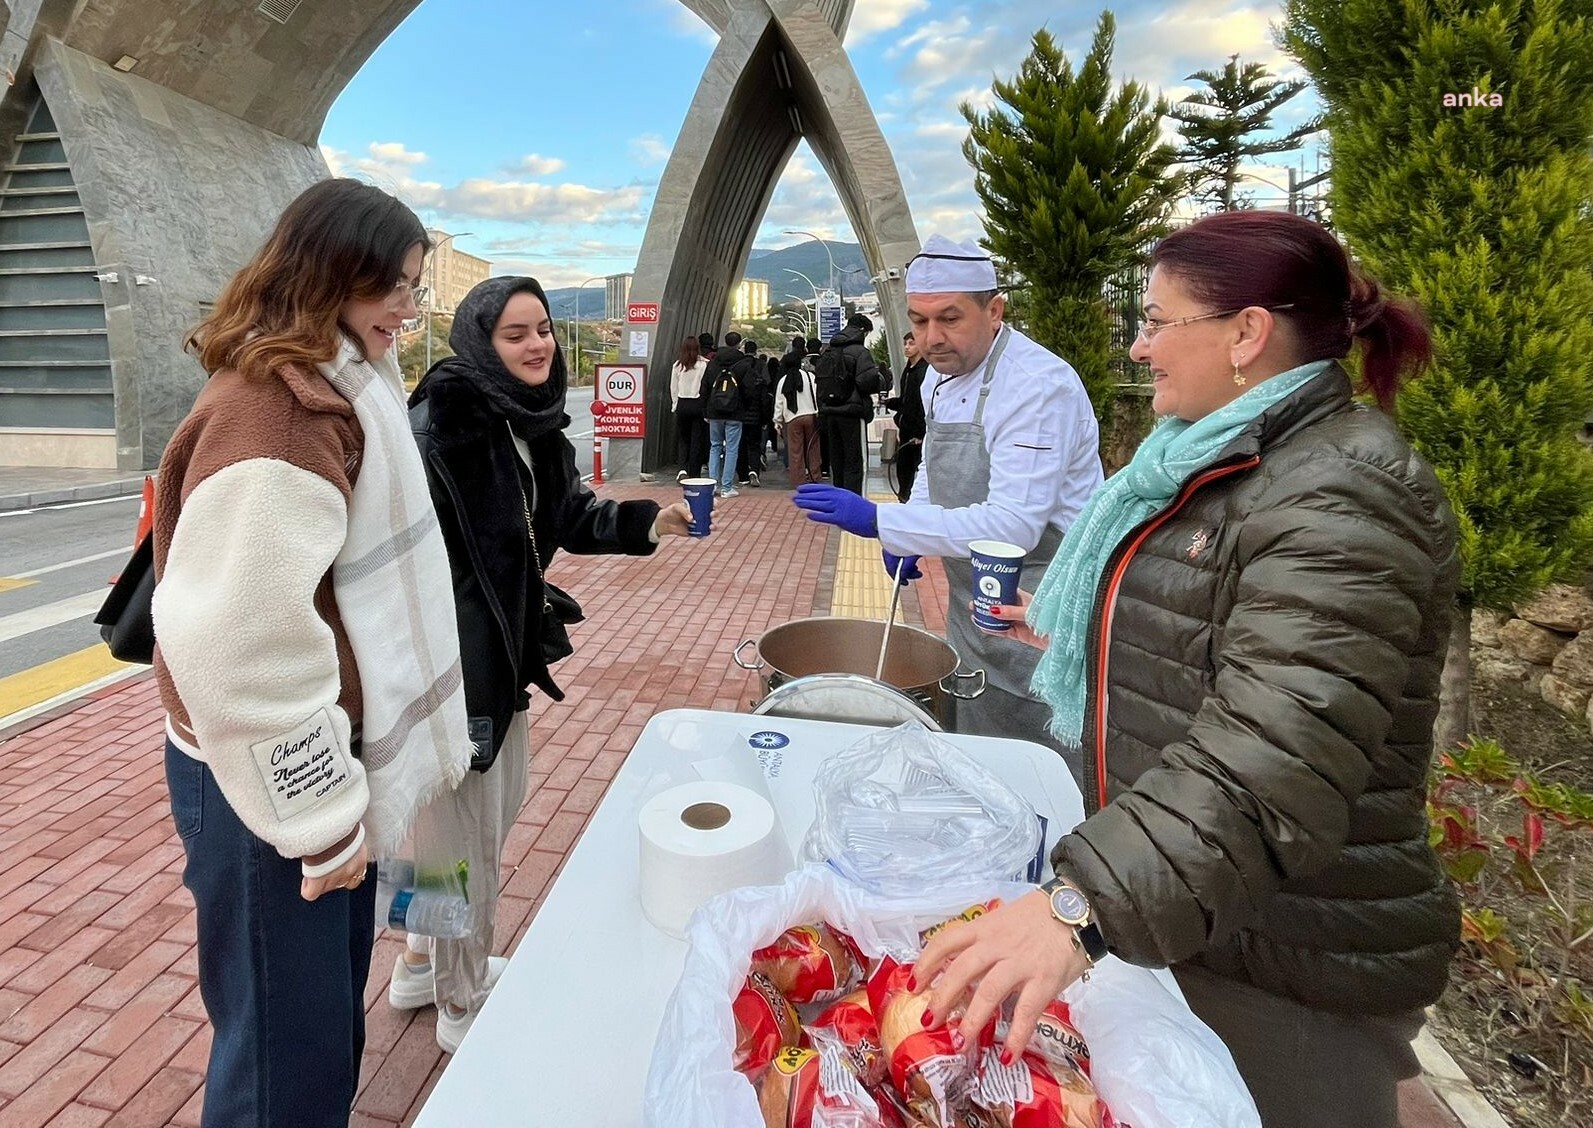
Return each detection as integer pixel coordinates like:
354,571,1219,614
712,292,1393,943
621,0,921,473
0,0,917,471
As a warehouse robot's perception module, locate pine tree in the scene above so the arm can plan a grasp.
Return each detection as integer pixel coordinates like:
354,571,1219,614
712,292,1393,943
1169,54,1320,211
1282,0,1593,747
961,14,1183,425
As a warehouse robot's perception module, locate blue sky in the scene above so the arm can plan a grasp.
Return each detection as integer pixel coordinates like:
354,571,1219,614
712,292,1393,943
321,0,1324,290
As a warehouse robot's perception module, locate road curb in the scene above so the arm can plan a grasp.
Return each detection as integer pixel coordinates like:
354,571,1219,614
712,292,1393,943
1415,1022,1512,1128
0,476,149,513
0,664,148,743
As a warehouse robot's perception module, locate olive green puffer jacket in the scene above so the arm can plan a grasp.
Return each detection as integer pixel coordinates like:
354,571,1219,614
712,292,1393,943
1050,363,1461,1016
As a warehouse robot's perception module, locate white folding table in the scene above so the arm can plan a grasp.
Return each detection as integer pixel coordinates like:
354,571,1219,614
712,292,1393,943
413,707,1084,1126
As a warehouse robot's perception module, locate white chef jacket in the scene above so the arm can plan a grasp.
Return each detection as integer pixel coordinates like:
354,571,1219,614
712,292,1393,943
875,325,1102,558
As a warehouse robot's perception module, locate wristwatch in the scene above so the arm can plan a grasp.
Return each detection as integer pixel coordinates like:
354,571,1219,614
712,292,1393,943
1040,877,1108,964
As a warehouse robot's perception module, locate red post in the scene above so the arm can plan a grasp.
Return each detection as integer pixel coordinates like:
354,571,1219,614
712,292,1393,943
591,438,605,485
111,476,155,584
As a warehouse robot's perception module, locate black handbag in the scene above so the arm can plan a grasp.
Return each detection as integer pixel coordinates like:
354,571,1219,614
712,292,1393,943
538,580,584,666
93,533,156,664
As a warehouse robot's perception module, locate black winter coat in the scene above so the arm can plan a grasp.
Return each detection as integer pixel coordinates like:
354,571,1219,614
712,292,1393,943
1051,363,1461,1017
887,358,928,443
816,326,882,420
409,369,659,764
738,356,767,425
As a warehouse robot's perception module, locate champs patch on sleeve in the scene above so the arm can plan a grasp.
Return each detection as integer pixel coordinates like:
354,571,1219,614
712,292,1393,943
251,708,354,821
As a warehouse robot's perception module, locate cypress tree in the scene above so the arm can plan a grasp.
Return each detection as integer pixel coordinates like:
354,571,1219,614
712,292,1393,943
961,14,1183,425
1282,0,1593,746
1169,54,1319,211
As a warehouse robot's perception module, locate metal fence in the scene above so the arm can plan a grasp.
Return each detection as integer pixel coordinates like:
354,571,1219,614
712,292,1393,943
1105,257,1150,387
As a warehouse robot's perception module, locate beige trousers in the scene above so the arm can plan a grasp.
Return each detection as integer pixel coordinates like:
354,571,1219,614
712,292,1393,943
408,710,531,1013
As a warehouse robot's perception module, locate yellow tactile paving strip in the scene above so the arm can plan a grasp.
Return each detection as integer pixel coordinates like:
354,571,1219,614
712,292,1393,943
828,493,903,618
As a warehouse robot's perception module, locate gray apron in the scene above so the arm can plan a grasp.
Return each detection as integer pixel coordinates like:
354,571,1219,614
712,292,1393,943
924,327,1077,775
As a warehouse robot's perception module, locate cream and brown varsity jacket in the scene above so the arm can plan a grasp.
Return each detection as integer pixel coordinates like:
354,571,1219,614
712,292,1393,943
152,364,371,858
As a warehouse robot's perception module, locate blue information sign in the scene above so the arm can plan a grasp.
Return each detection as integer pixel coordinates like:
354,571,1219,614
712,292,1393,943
816,296,844,343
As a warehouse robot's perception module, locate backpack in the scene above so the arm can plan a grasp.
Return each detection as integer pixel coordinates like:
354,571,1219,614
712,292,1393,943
814,346,856,408
706,358,741,416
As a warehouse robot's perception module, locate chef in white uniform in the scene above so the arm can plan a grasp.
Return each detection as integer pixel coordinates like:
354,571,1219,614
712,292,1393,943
793,235,1102,777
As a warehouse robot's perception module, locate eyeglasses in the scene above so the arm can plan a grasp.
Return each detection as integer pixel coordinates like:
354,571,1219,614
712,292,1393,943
1137,303,1295,340
384,280,429,311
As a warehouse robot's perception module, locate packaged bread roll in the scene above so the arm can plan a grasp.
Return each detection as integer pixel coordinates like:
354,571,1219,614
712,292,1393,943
751,923,865,1005
734,971,804,1079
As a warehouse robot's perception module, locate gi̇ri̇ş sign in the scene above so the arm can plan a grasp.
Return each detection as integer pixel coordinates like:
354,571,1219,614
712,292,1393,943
593,364,646,438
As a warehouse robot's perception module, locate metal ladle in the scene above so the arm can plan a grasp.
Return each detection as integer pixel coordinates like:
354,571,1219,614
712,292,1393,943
875,557,906,681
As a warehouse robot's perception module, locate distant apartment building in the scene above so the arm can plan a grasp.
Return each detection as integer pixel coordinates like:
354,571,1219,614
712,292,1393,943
605,273,633,321
424,229,491,313
733,278,770,321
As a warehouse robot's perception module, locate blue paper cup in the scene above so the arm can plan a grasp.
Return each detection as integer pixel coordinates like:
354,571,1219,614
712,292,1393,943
970,539,1024,632
682,478,717,538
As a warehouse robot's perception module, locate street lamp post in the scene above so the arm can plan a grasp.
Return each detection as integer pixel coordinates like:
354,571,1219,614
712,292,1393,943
784,267,821,303
424,231,474,375
569,276,603,382
783,228,837,293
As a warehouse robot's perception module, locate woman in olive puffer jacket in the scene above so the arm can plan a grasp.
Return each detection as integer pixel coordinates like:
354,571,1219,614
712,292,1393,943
913,211,1460,1128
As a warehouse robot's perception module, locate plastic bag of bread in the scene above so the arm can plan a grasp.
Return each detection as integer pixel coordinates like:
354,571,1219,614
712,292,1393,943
642,867,1260,1127
751,922,865,1005
735,971,804,1079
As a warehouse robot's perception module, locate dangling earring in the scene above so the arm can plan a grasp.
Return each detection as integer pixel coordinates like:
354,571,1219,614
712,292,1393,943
1232,360,1246,387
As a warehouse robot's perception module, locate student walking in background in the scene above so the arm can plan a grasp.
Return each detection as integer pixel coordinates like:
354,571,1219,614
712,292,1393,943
775,345,821,483
670,335,708,480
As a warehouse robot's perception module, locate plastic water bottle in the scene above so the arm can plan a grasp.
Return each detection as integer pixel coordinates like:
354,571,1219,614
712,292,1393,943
373,861,472,938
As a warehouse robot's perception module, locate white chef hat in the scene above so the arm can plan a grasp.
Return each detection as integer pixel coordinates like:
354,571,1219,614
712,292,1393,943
905,234,999,294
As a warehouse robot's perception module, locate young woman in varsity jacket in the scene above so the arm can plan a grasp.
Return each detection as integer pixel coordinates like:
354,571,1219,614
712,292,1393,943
153,179,472,1128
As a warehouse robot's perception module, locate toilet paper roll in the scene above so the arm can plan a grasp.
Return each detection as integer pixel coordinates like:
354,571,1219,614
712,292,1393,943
638,781,787,939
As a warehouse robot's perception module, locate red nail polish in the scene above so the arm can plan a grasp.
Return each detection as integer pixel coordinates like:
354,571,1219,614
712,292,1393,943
906,975,917,992
999,1049,1014,1067
920,1010,933,1028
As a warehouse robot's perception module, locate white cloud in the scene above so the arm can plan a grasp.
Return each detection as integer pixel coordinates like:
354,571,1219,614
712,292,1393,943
366,141,428,166
845,0,931,47
753,147,856,246
320,142,649,227
507,153,567,177
628,133,671,167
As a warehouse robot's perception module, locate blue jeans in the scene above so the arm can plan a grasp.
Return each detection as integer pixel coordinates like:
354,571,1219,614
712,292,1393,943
707,418,743,492
166,740,376,1128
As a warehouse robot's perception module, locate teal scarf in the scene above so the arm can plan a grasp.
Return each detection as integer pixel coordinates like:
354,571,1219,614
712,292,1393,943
1027,360,1330,744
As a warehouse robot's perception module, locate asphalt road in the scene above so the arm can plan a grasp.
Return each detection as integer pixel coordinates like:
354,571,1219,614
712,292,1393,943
0,494,143,720
0,388,610,723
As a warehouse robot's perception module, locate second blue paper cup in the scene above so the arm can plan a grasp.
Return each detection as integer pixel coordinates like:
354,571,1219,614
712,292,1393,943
970,539,1024,631
681,477,717,538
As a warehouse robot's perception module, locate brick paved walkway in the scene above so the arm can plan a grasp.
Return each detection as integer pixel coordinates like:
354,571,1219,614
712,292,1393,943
0,474,1466,1127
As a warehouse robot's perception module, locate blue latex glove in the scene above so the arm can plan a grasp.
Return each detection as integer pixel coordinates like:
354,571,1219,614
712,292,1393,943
882,550,922,585
792,483,878,538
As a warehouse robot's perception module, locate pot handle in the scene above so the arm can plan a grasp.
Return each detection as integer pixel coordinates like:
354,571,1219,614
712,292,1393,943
942,666,986,699
732,638,765,671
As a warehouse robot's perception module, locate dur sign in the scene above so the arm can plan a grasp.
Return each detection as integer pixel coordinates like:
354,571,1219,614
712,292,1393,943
593,364,646,438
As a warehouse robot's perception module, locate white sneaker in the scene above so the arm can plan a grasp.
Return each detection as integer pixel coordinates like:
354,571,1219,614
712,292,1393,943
719,487,740,498
676,469,688,482
388,953,436,1010
434,958,509,1053
388,953,507,1012
748,471,760,487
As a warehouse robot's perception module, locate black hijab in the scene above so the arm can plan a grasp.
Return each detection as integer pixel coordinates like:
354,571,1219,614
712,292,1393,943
779,350,805,411
437,275,569,440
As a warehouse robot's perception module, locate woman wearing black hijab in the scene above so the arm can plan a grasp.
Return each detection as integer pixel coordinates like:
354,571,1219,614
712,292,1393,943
401,276,691,1051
